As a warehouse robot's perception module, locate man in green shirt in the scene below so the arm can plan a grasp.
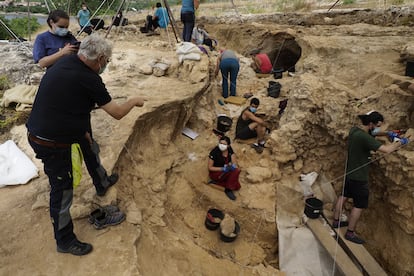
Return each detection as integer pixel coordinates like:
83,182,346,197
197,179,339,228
333,111,408,244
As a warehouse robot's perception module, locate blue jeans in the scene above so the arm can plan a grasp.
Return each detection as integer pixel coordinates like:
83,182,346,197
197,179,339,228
220,58,240,98
180,11,195,42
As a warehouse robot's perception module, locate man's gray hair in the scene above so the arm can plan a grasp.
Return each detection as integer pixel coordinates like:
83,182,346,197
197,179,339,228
78,34,112,60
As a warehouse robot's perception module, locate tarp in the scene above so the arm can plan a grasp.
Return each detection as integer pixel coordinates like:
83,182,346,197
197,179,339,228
0,84,38,111
0,140,38,187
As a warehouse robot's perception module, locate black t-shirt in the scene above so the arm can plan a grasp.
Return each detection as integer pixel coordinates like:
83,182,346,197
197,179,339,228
208,146,234,167
27,55,112,143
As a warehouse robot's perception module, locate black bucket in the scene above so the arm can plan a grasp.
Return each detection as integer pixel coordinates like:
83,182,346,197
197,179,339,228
304,198,323,219
272,68,284,79
405,61,414,77
217,116,232,133
205,209,225,231
219,221,240,243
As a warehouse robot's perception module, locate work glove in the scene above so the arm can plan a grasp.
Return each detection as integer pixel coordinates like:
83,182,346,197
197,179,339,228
387,131,400,141
230,163,237,171
400,137,410,145
222,165,231,173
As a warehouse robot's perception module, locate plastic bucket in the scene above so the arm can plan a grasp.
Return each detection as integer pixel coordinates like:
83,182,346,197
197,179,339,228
220,221,240,242
205,209,225,231
217,116,232,133
304,198,323,219
272,68,284,79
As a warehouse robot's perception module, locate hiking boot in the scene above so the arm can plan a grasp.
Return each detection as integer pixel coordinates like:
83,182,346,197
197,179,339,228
88,205,120,224
224,189,236,201
93,210,126,230
96,173,119,196
57,239,93,256
251,143,264,154
345,231,365,244
332,220,349,228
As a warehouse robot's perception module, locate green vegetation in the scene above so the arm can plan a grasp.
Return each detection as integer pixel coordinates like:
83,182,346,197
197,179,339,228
343,0,356,5
0,75,10,91
0,16,40,39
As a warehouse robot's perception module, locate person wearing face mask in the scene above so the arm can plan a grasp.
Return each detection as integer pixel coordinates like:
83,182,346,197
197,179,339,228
332,111,408,244
191,24,215,51
33,9,79,69
26,34,146,256
208,136,241,200
235,98,268,154
77,3,93,35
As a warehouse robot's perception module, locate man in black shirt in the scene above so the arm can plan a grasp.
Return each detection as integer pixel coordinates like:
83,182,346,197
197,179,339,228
27,34,145,256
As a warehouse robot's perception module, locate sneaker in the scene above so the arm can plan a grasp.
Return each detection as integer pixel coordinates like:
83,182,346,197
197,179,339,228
96,173,119,196
224,189,236,200
57,239,93,256
332,220,349,228
88,205,120,224
345,231,365,244
93,210,126,230
251,143,264,154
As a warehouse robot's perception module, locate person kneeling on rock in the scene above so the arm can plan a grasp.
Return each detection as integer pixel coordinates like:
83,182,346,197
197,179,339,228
208,136,241,200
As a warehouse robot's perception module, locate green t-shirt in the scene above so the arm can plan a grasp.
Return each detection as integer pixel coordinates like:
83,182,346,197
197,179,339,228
346,126,382,181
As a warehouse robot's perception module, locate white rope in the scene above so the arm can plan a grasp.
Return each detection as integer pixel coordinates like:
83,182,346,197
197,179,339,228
0,18,32,54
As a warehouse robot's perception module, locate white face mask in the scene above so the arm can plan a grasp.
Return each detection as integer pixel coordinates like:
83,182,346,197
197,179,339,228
371,127,381,135
218,144,227,151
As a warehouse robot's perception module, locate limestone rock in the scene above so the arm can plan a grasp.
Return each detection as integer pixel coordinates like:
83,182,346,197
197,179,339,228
246,166,273,183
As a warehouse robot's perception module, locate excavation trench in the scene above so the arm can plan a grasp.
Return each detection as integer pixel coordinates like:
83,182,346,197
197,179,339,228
108,20,414,275
2,10,414,276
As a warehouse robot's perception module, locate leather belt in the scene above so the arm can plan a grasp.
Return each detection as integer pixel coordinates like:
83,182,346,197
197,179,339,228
28,133,71,148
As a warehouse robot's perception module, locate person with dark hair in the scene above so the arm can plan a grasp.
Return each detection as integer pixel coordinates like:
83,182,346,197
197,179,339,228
215,49,239,98
333,111,409,244
235,98,268,154
145,2,169,32
250,49,272,74
180,0,199,42
77,2,93,35
208,136,241,200
33,9,78,68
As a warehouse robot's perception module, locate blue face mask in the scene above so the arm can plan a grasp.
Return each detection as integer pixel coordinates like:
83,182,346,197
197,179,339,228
98,63,107,74
371,127,381,136
54,27,69,37
249,107,257,113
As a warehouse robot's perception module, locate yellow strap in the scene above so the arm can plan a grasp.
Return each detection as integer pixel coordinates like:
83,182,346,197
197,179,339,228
71,143,83,188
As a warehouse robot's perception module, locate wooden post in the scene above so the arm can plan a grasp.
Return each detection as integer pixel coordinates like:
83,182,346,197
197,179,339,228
162,0,179,43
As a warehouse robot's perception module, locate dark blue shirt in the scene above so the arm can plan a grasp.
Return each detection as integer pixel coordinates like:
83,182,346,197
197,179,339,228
27,55,112,143
33,31,77,64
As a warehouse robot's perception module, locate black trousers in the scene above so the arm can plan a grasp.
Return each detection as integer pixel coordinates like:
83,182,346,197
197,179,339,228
146,15,160,31
180,11,195,42
28,135,109,248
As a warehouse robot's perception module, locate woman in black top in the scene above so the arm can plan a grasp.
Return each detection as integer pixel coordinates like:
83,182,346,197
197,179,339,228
208,136,241,200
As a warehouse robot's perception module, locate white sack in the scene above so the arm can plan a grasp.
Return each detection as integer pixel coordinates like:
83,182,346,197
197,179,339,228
0,140,38,187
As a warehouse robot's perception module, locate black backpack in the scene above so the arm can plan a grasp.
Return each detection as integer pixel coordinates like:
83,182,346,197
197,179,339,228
267,81,281,98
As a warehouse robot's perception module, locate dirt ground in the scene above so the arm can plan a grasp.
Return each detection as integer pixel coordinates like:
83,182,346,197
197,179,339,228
1,3,414,276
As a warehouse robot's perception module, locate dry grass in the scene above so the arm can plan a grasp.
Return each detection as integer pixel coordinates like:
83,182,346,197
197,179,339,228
191,0,414,17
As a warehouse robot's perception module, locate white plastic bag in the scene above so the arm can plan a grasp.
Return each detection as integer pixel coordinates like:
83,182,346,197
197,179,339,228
0,140,38,187
299,172,318,197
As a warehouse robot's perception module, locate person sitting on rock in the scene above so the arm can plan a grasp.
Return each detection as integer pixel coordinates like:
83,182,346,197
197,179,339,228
250,49,272,74
191,24,216,51
235,97,268,154
145,2,169,33
208,136,241,200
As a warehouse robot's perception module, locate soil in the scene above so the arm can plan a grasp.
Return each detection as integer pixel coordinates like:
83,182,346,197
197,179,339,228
1,3,414,276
